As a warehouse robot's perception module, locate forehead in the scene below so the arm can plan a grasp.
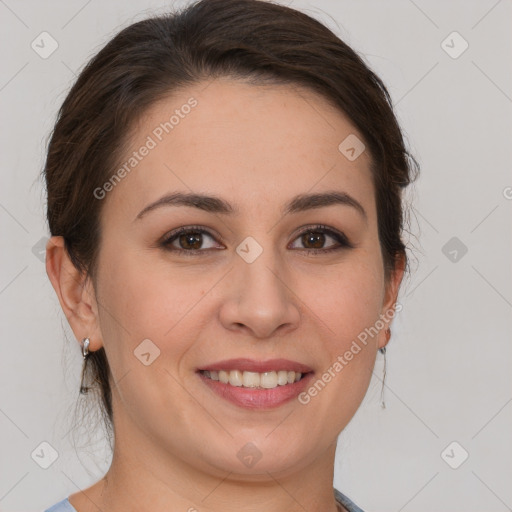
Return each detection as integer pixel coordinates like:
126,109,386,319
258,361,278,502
103,78,375,221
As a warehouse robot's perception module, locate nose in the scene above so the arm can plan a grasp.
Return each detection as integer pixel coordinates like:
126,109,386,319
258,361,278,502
218,247,301,339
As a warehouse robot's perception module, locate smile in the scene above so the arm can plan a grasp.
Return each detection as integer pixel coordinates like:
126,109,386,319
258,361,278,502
197,358,314,409
200,369,304,389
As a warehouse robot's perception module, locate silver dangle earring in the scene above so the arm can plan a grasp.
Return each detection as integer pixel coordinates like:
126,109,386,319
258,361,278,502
379,328,390,409
81,337,90,359
79,337,90,395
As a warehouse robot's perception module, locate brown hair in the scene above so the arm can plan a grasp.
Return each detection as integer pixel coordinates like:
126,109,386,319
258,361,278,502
43,0,419,436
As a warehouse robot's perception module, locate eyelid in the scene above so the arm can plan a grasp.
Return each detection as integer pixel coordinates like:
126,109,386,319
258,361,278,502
160,224,225,249
290,224,353,250
159,223,353,254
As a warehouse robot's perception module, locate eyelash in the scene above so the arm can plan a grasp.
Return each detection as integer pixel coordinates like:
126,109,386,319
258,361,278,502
160,224,353,256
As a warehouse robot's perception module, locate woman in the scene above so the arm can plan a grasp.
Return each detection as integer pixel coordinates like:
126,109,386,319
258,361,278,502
43,0,418,510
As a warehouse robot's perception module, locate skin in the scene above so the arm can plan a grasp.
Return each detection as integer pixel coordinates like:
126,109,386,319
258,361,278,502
46,78,404,512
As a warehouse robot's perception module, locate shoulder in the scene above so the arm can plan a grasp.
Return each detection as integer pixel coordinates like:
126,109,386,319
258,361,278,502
43,497,78,512
334,488,366,512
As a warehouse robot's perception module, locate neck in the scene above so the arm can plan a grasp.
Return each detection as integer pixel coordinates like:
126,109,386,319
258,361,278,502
88,421,342,512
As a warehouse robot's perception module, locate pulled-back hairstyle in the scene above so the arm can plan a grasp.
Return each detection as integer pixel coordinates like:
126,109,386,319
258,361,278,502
43,0,419,438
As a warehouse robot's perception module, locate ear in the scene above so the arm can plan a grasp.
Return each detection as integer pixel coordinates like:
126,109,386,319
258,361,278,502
45,236,103,352
377,252,405,350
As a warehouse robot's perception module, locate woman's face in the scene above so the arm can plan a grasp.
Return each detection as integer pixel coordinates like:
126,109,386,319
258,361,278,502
90,78,402,478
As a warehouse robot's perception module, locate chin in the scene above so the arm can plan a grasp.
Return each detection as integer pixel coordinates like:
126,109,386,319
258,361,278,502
195,434,316,479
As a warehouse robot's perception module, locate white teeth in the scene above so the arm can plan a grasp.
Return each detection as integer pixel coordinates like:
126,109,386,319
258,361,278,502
260,371,277,389
277,370,288,386
242,371,260,388
228,370,243,387
202,369,304,389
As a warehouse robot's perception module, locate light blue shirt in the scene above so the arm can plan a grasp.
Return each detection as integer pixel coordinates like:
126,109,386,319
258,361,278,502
44,498,75,512
44,489,364,512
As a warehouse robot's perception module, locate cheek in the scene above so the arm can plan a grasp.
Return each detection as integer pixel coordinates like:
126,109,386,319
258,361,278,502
299,255,384,404
94,250,207,421
297,267,382,424
307,257,385,344
95,247,209,374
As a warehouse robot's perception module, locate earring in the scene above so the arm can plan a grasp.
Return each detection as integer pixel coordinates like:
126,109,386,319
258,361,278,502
379,328,390,408
79,338,90,395
81,337,90,359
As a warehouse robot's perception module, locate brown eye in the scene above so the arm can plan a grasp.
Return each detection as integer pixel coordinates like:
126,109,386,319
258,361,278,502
178,231,203,250
289,225,352,253
301,231,326,249
161,226,223,254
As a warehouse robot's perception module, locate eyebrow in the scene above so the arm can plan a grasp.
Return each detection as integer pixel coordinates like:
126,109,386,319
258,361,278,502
134,190,367,223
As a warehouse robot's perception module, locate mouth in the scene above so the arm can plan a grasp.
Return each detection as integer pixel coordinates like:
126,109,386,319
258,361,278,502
196,358,314,409
199,369,307,389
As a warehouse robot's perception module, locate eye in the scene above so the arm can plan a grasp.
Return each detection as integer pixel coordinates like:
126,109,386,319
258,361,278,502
289,225,353,253
160,226,224,255
160,224,353,256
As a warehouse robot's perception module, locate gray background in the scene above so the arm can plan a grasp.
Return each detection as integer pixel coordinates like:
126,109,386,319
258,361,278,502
1,1,511,511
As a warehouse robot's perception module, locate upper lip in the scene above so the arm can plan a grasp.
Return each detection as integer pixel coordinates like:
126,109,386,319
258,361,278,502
198,358,314,374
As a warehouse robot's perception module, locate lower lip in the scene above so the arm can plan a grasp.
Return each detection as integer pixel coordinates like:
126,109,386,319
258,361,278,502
198,372,314,410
